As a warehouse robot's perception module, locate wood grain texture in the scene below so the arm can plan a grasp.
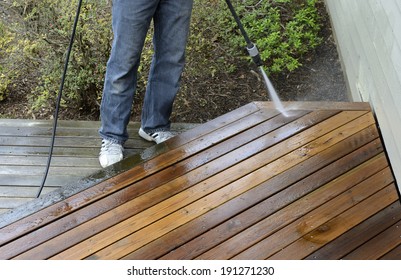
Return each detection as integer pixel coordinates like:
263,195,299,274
0,102,398,260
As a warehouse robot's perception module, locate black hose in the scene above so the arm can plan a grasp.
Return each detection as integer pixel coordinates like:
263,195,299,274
224,0,263,66
36,0,83,198
224,0,252,47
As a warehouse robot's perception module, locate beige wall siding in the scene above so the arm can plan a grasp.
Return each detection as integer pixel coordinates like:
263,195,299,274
325,0,401,188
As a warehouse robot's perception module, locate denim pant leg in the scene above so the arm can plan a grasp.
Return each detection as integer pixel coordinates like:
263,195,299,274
99,0,159,144
141,0,194,133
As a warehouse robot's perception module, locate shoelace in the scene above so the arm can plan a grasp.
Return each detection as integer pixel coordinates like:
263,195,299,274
100,140,123,155
152,131,174,142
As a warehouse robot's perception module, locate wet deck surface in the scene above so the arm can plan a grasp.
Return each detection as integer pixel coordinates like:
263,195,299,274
0,102,399,260
0,120,196,214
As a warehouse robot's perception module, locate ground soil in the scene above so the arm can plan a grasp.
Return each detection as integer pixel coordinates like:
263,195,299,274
0,2,348,123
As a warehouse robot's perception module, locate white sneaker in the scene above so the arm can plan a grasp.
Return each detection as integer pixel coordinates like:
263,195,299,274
99,139,124,168
138,127,175,144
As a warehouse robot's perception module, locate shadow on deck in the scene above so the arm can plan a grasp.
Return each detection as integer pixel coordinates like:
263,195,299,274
0,101,400,260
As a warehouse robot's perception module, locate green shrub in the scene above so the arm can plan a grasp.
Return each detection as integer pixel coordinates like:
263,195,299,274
0,22,12,101
0,0,113,115
189,0,322,75
0,0,323,117
0,19,27,102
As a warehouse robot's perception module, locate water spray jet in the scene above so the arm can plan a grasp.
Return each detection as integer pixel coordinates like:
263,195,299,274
224,0,288,117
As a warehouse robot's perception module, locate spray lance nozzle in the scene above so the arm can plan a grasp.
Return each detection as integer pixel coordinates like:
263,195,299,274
246,43,263,67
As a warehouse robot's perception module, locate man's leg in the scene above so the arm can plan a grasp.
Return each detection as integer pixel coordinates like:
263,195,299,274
140,0,194,134
99,0,160,167
99,0,159,144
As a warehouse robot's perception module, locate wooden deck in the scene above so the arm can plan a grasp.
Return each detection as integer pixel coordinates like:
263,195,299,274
0,119,196,214
0,101,399,260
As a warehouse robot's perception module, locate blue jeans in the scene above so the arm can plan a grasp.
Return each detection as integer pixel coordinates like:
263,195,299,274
99,0,193,144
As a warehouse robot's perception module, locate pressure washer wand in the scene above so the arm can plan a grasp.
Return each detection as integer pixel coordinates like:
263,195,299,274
224,0,263,67
224,0,289,117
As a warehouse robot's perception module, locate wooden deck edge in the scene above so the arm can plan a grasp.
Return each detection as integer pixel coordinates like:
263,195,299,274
253,101,372,111
0,119,199,130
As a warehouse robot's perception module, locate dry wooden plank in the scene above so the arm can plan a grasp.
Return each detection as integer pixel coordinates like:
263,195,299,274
0,119,197,130
305,201,401,260
0,105,270,247
0,136,161,152
0,102,257,138
0,121,197,137
342,210,401,259
0,127,101,138
0,198,33,209
266,177,396,260
0,174,90,187
0,155,100,167
0,136,153,149
0,146,102,157
148,138,383,260
195,153,389,260
0,148,144,162
0,119,104,128
0,136,102,147
0,186,57,198
0,166,98,176
0,140,148,154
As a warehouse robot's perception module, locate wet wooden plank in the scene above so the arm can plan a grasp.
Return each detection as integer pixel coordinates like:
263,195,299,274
197,154,391,260
0,110,305,259
154,140,383,260
10,110,309,260
0,104,270,246
342,211,401,259
0,102,398,260
267,179,397,260
305,201,401,260
380,243,401,260
56,112,376,260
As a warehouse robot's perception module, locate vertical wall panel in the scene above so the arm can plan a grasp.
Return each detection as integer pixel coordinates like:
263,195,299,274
325,0,401,189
